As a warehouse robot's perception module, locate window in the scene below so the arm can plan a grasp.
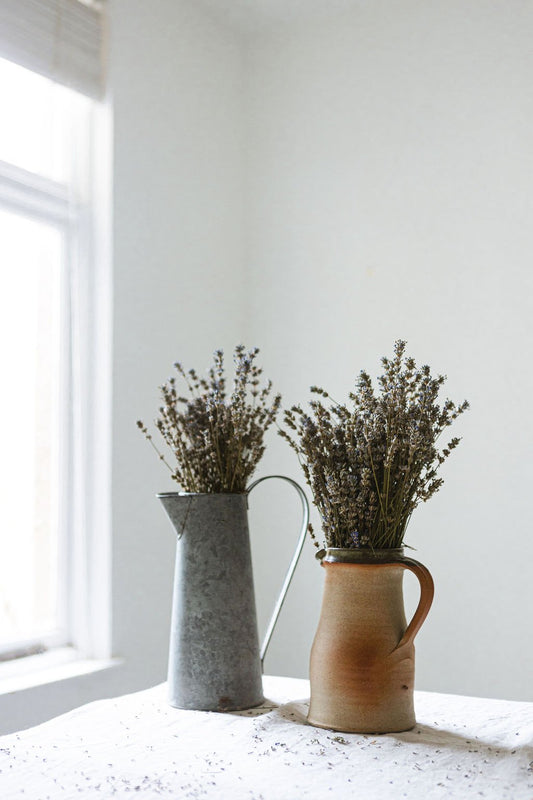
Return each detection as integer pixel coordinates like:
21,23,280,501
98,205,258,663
0,204,63,656
0,46,110,663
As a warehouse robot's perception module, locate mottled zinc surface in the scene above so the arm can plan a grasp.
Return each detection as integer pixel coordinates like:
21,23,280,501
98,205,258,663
159,493,264,711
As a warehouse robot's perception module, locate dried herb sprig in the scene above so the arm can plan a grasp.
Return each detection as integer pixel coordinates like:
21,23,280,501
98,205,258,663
280,340,469,551
138,346,281,493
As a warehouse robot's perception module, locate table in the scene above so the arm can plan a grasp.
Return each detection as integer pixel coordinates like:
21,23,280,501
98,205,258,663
1,676,532,799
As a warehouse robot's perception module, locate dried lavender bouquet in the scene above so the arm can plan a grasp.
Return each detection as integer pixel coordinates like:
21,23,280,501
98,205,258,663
280,340,468,552
138,346,281,493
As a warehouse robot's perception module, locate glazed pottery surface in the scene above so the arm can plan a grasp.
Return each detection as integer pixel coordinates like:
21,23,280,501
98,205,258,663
308,548,434,733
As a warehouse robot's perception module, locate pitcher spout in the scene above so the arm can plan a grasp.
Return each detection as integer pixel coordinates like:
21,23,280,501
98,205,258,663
157,492,196,539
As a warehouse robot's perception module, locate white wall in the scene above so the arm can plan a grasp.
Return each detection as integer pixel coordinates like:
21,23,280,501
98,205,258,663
111,0,247,690
245,0,533,700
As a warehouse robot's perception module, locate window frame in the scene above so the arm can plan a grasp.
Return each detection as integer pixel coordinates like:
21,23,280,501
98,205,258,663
0,75,112,665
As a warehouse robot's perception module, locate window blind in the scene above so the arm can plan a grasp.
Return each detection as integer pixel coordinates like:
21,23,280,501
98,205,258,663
0,0,105,100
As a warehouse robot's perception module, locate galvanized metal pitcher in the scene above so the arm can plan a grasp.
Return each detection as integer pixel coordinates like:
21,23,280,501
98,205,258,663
158,475,309,712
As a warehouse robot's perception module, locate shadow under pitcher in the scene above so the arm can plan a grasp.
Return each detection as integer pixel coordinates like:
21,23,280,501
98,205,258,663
158,475,309,712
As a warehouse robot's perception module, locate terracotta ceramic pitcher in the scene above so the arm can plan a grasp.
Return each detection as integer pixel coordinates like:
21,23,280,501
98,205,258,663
308,548,434,733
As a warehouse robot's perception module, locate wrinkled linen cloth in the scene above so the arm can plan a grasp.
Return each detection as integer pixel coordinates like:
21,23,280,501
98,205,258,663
0,676,532,799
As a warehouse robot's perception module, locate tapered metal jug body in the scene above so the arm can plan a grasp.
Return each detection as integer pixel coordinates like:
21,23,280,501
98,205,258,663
158,492,264,711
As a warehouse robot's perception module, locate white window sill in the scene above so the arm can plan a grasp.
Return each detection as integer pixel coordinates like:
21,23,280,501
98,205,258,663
0,647,122,696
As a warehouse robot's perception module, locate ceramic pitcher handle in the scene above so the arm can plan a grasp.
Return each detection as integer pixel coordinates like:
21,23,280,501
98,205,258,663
394,558,435,651
246,475,310,668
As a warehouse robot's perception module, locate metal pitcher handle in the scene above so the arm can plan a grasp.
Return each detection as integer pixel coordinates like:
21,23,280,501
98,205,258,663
246,474,310,668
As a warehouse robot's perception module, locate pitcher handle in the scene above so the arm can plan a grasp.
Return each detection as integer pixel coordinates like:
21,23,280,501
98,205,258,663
246,474,310,668
394,557,435,651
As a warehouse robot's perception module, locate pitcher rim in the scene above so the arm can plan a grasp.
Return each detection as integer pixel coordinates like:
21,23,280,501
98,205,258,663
324,547,406,564
156,491,248,498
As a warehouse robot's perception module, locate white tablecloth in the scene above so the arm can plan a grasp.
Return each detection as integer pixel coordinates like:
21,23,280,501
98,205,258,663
1,676,532,799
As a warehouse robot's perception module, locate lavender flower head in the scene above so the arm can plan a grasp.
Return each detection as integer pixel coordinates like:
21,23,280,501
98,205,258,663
280,340,469,551
137,345,281,493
